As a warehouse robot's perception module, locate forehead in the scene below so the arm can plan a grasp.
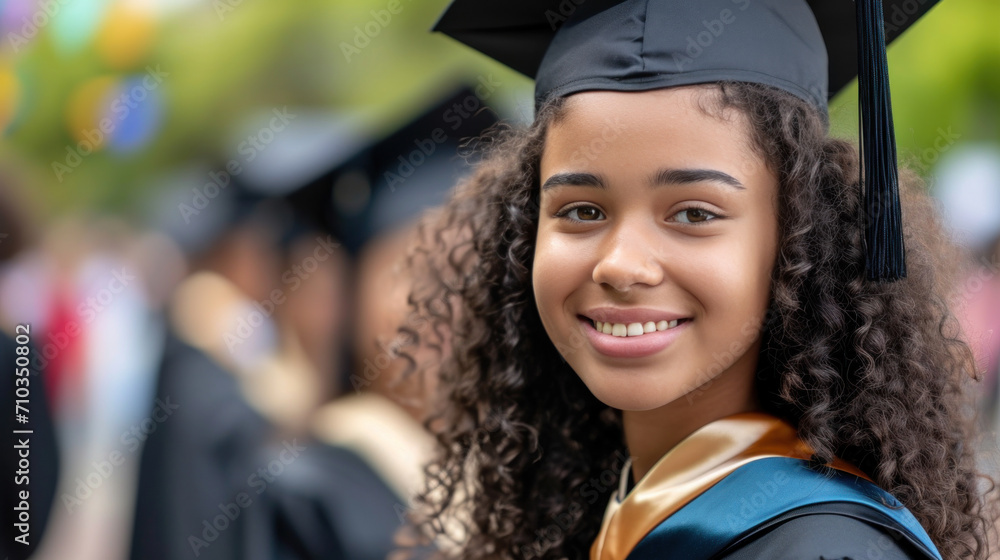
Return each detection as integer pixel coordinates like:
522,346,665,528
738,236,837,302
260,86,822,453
543,86,761,173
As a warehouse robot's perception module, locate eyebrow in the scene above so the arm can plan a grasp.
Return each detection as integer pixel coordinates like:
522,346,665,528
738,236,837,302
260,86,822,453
653,168,745,190
541,168,745,191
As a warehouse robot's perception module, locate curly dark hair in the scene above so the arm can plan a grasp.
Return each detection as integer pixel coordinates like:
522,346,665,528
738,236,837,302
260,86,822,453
394,81,998,560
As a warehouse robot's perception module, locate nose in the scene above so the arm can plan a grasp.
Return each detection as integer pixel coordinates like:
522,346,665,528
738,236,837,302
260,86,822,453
592,226,665,293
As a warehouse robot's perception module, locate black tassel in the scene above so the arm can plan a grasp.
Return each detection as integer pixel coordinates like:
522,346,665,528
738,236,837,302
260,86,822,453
857,0,906,282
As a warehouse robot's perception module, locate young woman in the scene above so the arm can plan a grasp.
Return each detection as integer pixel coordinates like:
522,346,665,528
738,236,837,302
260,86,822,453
395,1,997,559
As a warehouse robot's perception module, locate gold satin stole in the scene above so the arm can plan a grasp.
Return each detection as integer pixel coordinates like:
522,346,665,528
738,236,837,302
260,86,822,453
590,412,871,560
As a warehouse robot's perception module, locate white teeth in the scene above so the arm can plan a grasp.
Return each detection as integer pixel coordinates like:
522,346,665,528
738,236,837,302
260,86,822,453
593,318,686,336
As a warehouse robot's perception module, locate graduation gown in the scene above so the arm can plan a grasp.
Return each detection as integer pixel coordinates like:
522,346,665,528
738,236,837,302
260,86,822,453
131,272,428,560
591,412,943,560
251,439,416,560
252,393,439,560
129,329,272,560
130,272,279,560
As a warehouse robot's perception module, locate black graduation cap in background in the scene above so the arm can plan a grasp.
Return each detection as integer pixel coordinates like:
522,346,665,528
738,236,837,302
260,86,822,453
153,165,297,259
283,85,501,256
434,0,944,282
156,84,502,257
275,84,501,399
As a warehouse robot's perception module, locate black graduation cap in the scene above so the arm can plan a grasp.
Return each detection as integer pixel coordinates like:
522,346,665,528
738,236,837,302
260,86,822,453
169,86,502,258
153,167,296,259
285,85,501,255
433,0,942,282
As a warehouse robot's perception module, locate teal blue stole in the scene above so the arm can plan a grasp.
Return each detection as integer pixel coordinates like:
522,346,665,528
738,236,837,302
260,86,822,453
627,456,942,560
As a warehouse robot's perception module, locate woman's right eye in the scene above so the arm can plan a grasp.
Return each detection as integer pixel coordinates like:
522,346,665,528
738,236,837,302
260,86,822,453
554,204,605,222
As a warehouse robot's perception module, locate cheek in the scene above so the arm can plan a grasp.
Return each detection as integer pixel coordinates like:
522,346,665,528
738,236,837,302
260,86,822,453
706,234,776,333
532,233,580,328
686,230,775,327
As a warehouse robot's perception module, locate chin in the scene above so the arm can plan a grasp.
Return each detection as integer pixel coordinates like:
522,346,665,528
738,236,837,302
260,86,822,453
576,368,686,412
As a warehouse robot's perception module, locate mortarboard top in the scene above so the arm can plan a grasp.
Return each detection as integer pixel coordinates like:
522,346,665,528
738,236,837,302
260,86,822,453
432,0,939,109
433,0,946,283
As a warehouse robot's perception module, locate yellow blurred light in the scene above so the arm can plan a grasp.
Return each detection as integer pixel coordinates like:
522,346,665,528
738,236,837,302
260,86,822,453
97,3,157,69
65,76,118,149
0,66,19,132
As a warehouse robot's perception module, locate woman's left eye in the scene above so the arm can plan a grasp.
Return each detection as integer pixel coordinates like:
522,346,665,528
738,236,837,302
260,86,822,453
554,204,605,222
672,207,721,224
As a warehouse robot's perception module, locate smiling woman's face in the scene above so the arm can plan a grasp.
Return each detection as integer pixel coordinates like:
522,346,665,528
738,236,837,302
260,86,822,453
532,86,779,412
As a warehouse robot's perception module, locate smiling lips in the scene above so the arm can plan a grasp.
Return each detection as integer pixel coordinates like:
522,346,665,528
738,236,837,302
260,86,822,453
577,307,692,357
579,315,690,359
591,318,687,337
580,307,691,337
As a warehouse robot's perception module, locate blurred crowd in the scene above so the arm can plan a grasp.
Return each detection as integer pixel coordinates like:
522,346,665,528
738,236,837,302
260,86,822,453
0,84,499,560
1,78,1000,560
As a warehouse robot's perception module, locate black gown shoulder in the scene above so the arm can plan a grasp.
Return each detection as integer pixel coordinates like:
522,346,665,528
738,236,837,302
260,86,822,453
714,502,930,560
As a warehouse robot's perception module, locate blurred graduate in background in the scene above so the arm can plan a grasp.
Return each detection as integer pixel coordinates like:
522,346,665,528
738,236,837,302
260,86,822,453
128,82,501,560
